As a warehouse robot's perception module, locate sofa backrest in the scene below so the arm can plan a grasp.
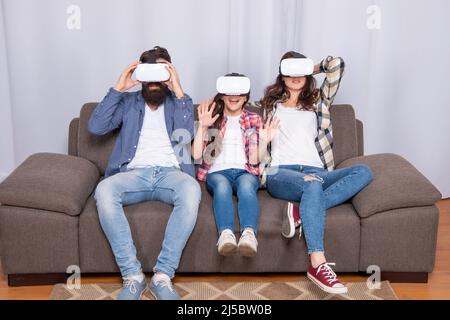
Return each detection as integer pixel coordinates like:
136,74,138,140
76,103,117,175
69,103,361,175
330,104,359,166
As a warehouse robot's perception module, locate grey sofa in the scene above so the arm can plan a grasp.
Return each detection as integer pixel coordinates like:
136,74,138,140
0,103,442,286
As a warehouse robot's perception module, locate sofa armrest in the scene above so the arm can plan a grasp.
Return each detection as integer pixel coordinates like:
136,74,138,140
0,153,99,216
337,153,442,218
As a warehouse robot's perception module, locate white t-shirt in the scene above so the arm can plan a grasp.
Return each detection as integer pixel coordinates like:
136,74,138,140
127,104,180,170
270,103,324,168
209,115,247,174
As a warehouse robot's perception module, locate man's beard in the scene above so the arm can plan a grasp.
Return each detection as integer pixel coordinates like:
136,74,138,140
142,82,169,107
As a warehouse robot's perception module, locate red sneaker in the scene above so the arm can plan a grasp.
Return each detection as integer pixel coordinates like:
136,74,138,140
281,202,302,239
307,262,348,294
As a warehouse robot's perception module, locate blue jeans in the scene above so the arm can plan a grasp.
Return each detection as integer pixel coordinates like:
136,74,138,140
206,169,260,235
94,166,201,279
266,164,373,254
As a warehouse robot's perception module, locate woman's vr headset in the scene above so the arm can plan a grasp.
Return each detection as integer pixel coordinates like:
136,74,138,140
216,76,251,96
280,58,314,77
133,63,170,82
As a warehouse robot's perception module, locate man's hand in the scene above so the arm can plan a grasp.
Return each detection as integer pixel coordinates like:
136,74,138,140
198,99,220,129
114,62,140,92
164,63,184,99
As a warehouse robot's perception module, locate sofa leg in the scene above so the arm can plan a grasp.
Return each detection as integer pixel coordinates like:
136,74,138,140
381,272,428,283
8,273,68,287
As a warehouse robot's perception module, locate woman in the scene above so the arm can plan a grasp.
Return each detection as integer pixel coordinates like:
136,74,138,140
192,73,262,257
258,52,373,294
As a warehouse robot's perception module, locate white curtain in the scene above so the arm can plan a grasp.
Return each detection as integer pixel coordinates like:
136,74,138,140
1,0,449,197
0,0,14,181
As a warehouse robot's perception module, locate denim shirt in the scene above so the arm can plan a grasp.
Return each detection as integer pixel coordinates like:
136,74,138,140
88,87,195,177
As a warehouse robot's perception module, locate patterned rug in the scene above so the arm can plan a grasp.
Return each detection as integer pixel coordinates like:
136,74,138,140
49,280,398,300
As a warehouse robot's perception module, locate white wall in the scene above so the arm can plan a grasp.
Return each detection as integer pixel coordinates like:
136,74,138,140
1,0,449,197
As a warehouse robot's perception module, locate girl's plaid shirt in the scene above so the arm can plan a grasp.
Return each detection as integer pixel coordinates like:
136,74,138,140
196,109,263,182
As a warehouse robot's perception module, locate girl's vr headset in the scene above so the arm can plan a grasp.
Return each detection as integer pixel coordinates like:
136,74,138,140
280,58,314,77
216,75,251,96
133,63,170,82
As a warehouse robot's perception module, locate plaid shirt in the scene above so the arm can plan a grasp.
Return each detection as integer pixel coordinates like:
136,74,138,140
253,56,345,187
197,109,262,181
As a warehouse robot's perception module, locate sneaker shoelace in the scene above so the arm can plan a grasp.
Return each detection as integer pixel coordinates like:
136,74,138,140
298,223,303,240
240,230,256,244
217,232,235,246
296,215,303,239
154,277,175,293
317,263,339,285
123,279,138,294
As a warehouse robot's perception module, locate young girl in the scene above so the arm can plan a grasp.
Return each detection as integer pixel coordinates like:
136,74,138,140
192,73,262,257
258,52,373,294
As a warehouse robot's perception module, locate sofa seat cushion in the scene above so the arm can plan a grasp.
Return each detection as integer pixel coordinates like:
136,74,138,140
79,182,361,273
337,153,442,218
0,153,99,216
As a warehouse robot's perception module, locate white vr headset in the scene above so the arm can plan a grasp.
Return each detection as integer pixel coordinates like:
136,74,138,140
133,63,170,82
216,76,251,95
280,58,314,77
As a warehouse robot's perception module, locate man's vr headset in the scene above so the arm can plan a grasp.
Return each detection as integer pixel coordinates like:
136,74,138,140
216,75,251,96
133,46,171,82
280,57,314,77
133,63,170,82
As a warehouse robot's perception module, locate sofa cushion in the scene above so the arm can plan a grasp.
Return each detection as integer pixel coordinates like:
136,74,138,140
79,182,361,273
0,153,99,216
337,153,442,218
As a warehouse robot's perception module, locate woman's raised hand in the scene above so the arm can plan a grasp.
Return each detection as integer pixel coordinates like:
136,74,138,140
260,114,280,143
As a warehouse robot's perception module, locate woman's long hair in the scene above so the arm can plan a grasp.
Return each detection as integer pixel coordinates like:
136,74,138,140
205,73,250,158
260,51,319,113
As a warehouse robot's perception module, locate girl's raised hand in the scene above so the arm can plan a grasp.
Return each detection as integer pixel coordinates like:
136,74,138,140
198,99,220,129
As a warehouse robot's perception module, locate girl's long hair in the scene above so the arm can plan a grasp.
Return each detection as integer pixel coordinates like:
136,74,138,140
260,51,319,113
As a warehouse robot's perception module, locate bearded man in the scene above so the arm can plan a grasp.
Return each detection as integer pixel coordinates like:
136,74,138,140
88,46,200,300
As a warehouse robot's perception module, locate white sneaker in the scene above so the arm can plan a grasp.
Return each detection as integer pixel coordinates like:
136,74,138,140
238,228,258,257
217,229,238,256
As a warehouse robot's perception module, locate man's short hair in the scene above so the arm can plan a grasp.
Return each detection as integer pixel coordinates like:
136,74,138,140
140,46,172,63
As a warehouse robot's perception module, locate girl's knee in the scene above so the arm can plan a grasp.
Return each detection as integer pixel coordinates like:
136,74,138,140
238,175,259,192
